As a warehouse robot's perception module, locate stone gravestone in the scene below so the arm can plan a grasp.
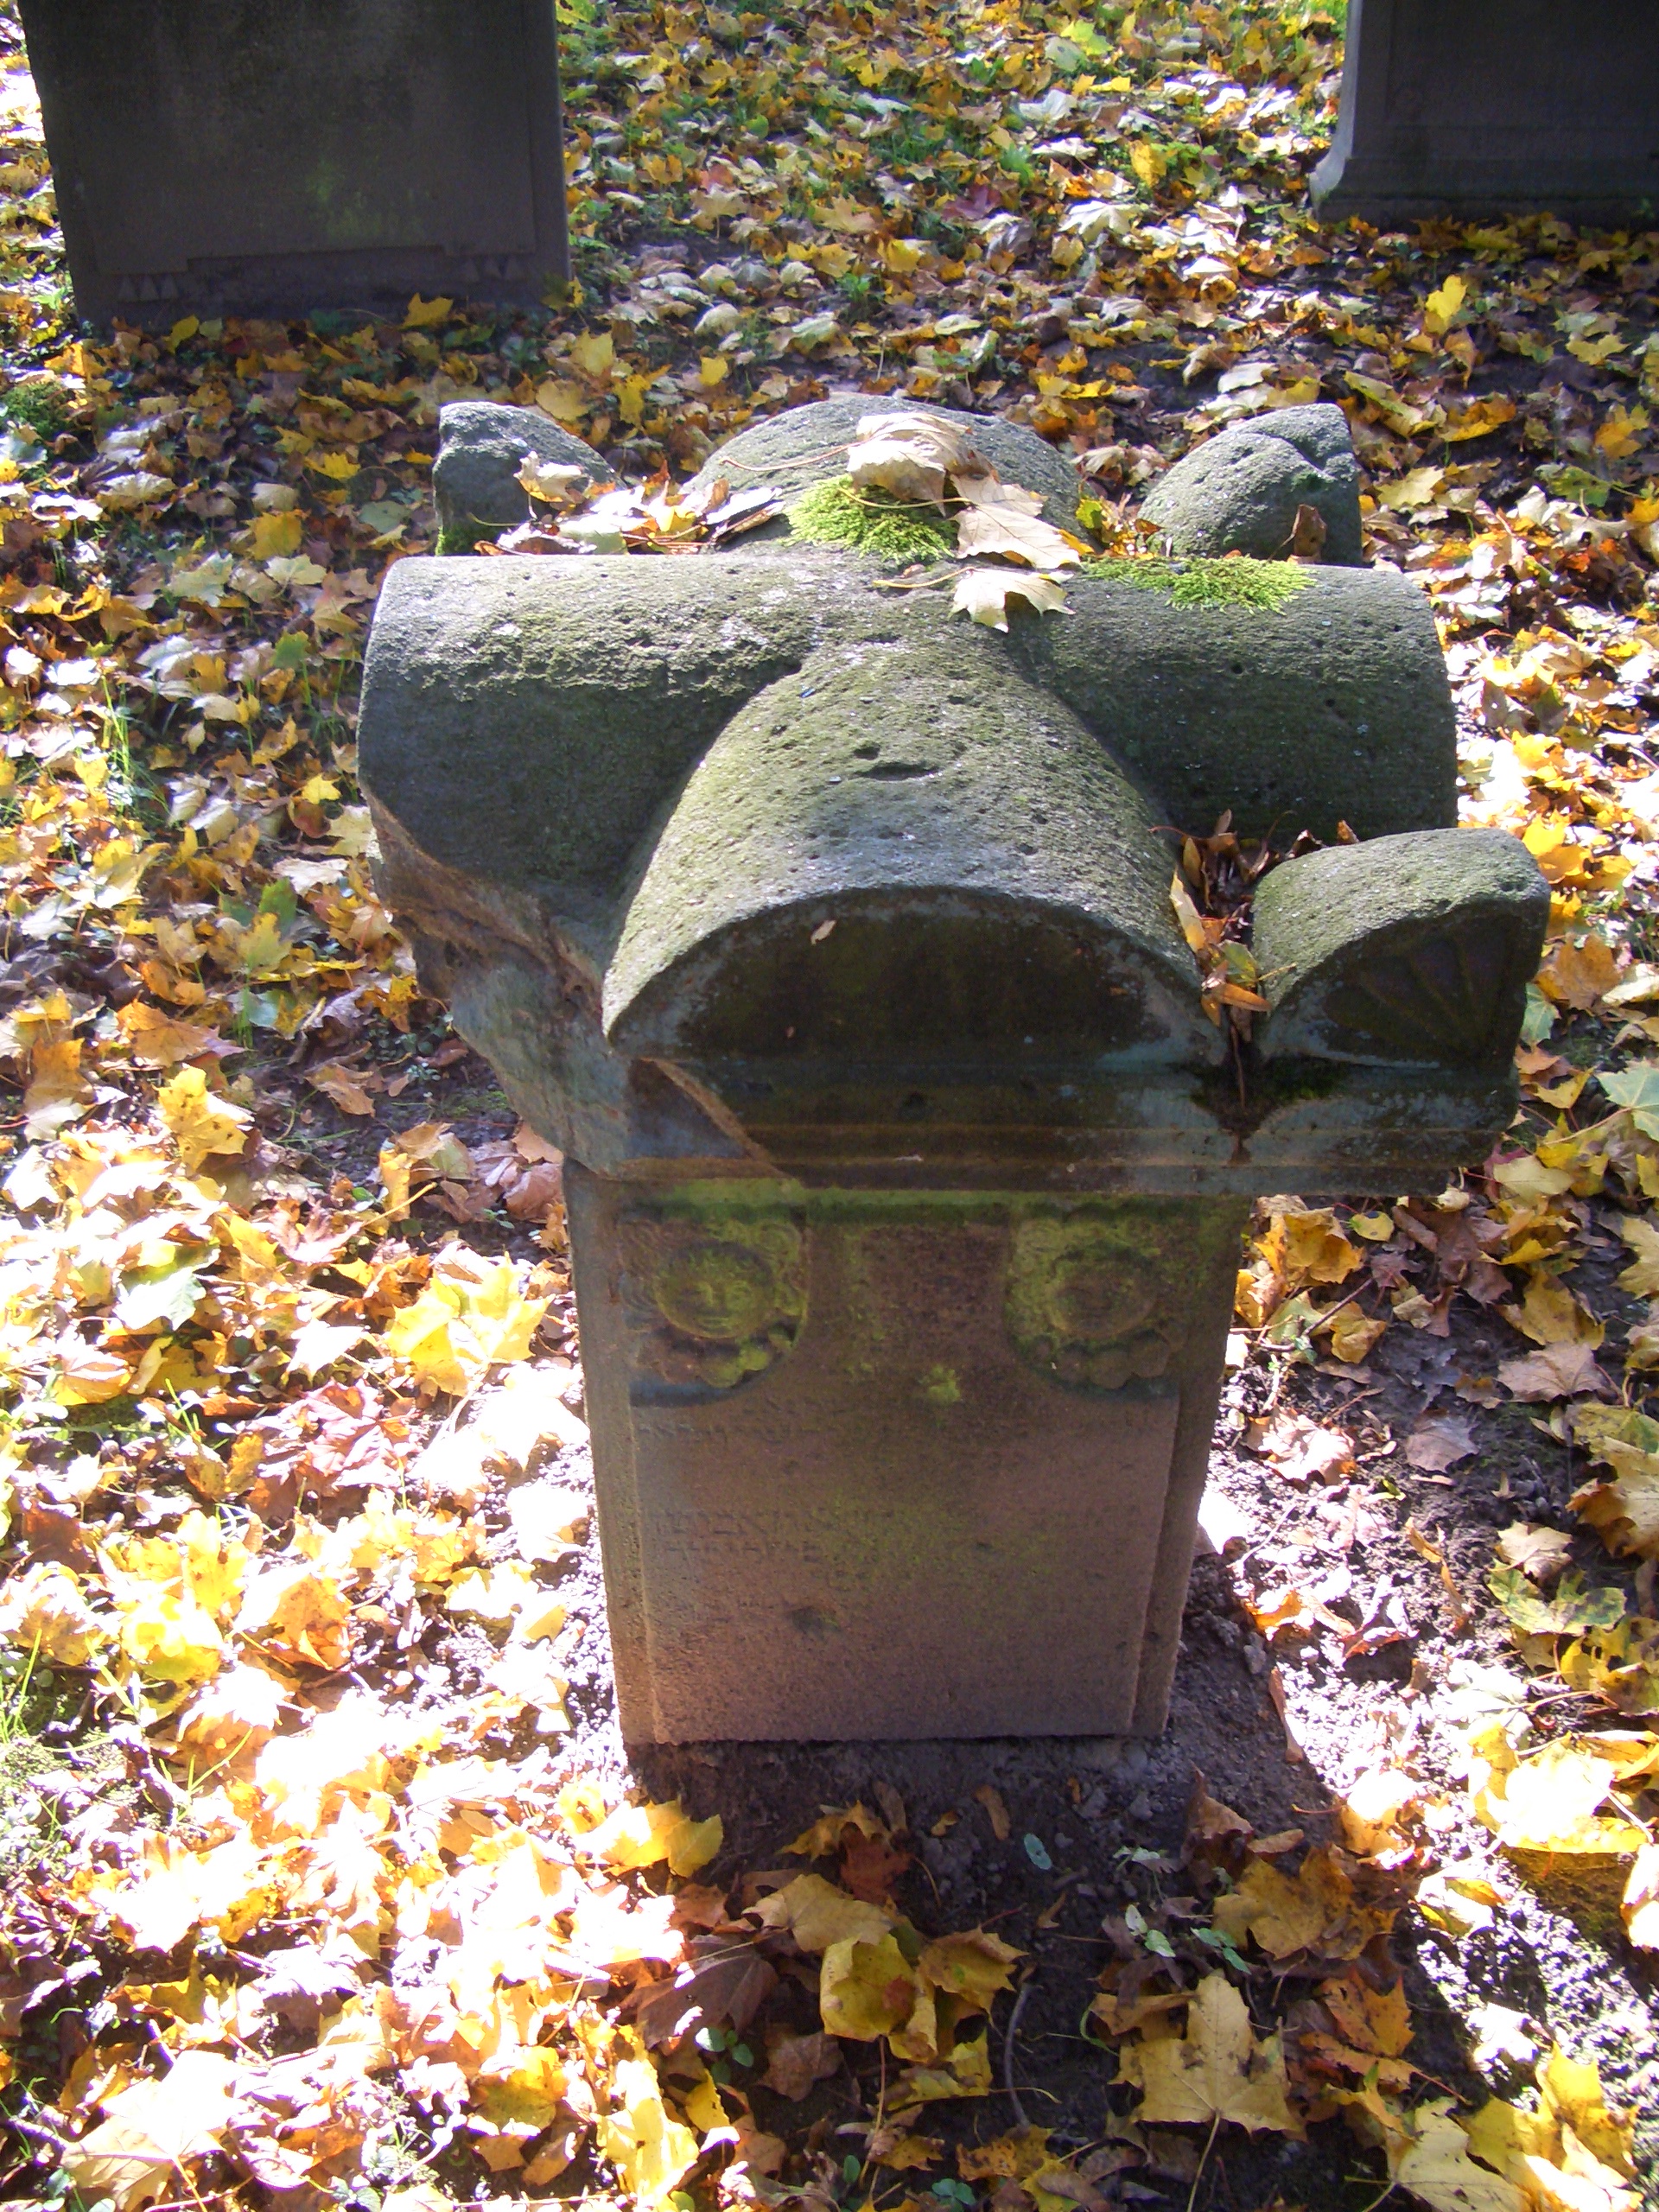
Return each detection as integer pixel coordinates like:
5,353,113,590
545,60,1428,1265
1313,0,1659,227
361,401,1548,1745
18,0,569,327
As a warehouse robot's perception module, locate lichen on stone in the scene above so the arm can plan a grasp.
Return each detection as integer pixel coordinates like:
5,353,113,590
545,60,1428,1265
786,474,958,563
1078,555,1312,611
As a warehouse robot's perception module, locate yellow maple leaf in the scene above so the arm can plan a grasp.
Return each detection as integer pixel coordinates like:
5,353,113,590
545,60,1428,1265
594,2055,700,2206
1616,1216,1659,1299
234,1559,353,1669
404,293,454,328
1423,272,1468,334
751,1872,895,1952
583,1796,722,1878
1117,1972,1297,2134
156,1065,252,1174
384,1259,547,1396
918,1928,1022,2012
23,1034,92,1138
1211,1847,1385,1961
1469,1730,1647,1855
821,1931,924,2042
1394,2100,1525,2212
250,508,303,560
0,1560,110,1665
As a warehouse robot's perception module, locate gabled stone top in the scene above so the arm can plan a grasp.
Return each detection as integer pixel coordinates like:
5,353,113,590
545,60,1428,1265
365,400,1544,1197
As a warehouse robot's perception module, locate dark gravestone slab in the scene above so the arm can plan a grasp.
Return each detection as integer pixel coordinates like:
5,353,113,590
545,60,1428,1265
1313,0,1659,226
18,0,569,327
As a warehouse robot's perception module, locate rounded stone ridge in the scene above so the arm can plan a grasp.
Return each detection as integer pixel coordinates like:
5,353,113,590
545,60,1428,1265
686,396,1084,529
434,400,610,546
1140,402,1364,566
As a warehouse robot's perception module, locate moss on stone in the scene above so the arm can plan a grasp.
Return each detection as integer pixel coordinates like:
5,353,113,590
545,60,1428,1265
786,474,958,563
1079,555,1312,611
436,520,490,556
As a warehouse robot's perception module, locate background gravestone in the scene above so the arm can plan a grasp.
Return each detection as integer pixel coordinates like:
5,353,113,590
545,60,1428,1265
1313,0,1659,226
18,0,570,327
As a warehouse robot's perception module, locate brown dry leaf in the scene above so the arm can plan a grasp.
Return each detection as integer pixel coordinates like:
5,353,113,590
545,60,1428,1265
974,1783,1012,1840
762,2029,842,2100
1537,933,1618,1009
1405,1413,1479,1471
1495,1522,1573,1584
1499,1342,1613,1402
1211,1847,1389,1961
1318,1970,1412,2060
307,1060,381,1116
1116,1972,1298,2134
1571,1460,1659,1560
846,410,966,507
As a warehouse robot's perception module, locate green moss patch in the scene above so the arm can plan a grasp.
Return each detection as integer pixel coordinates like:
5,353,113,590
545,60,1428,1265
786,474,958,563
1078,555,1311,611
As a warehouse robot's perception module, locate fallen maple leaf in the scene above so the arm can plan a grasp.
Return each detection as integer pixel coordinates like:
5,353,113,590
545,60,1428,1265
1405,1412,1478,1471
762,2029,842,2100
1498,1342,1612,1402
846,410,966,508
64,2049,238,2211
156,1064,253,1173
952,565,1068,628
750,1872,893,1951
1117,1972,1297,2134
956,502,1079,572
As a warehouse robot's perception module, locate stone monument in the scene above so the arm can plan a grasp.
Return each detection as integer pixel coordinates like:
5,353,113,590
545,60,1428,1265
1313,0,1659,227
360,400,1548,1744
18,0,570,327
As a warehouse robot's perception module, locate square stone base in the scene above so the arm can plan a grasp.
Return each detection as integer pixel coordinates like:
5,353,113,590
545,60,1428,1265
568,1171,1245,1743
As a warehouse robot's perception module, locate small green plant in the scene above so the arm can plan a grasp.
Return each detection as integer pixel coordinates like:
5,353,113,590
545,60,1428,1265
0,1636,43,1749
837,268,879,316
0,377,68,445
787,475,957,563
1079,554,1312,610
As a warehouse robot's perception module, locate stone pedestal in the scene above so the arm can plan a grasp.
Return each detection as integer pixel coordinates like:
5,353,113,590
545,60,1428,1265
361,402,1548,1743
569,1176,1245,1742
1313,0,1659,227
18,0,569,327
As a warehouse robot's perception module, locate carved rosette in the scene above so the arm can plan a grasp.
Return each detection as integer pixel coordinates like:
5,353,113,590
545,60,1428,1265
619,1211,806,1393
1005,1216,1178,1391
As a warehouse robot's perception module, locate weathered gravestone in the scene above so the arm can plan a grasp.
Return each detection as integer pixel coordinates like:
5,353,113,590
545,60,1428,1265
18,0,569,327
1313,0,1659,227
360,402,1548,1745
